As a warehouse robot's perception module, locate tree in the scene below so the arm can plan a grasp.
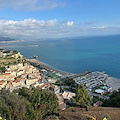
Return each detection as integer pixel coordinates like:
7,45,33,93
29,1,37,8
3,50,10,53
13,50,18,54
103,88,120,107
71,83,91,107
0,66,5,73
0,87,59,120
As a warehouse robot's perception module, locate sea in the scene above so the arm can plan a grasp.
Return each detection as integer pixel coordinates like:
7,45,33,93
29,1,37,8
1,34,120,79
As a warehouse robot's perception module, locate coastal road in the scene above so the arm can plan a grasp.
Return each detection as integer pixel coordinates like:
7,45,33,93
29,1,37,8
88,91,109,100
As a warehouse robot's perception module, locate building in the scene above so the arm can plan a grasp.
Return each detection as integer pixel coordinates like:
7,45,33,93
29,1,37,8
62,91,75,101
11,52,23,59
106,87,112,92
0,81,7,90
94,101,103,107
25,78,38,86
49,85,60,94
95,89,105,95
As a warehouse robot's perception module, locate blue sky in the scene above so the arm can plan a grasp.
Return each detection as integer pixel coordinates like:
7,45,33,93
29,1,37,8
0,0,120,39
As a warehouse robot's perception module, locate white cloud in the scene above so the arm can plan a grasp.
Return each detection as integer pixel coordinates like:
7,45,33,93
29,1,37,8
0,19,119,39
67,21,74,26
0,0,66,11
90,26,107,29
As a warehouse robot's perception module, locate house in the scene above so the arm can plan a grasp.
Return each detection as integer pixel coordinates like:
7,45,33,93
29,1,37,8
0,81,7,90
25,78,38,86
3,73,11,80
36,72,41,80
9,65,18,71
39,82,44,86
94,101,103,107
5,80,14,89
11,52,23,59
12,78,25,87
31,82,39,88
49,84,60,94
95,89,105,95
62,91,75,101
0,51,3,57
41,83,50,90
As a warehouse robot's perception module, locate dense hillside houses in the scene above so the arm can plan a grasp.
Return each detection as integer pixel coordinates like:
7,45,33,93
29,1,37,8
0,50,68,111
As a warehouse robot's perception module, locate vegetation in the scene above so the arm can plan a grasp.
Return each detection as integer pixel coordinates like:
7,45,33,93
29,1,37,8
56,77,76,87
0,66,5,73
0,49,4,51
13,50,18,54
3,50,10,53
0,87,59,120
103,88,120,107
71,84,92,107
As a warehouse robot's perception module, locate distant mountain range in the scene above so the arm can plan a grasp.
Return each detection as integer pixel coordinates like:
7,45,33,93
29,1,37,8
0,37,15,41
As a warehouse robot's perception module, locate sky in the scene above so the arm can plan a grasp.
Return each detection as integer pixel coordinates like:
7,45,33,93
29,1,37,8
0,0,120,39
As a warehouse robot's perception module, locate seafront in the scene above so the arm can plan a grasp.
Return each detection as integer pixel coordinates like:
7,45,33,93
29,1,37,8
28,59,75,76
28,59,120,91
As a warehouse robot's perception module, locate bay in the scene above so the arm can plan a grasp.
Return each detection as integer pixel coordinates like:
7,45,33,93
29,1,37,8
1,35,120,78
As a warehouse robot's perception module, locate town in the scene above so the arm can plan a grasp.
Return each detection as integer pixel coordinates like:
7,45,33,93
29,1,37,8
0,49,117,111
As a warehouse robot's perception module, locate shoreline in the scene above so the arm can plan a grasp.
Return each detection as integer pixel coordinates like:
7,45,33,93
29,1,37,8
28,59,120,91
28,59,76,76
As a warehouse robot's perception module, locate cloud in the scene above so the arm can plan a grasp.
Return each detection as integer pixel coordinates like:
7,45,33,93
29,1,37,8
83,21,96,25
0,0,66,11
0,19,119,39
67,21,74,26
90,26,107,29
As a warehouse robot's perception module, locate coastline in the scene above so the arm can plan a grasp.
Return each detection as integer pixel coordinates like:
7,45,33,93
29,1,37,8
28,59,120,91
28,59,75,76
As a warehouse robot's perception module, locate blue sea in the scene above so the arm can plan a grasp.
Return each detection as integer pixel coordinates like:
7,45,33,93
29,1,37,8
1,35,120,78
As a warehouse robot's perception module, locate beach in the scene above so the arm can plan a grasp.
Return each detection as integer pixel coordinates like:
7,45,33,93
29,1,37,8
28,59,75,76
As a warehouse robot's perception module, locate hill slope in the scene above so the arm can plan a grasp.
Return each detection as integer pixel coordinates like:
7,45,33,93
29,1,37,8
0,37,15,41
59,107,120,120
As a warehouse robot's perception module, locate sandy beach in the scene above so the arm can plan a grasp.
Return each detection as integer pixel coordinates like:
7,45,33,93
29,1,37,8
106,77,120,91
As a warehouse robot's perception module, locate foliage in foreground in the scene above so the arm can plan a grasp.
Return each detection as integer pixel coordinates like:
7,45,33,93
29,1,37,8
71,84,92,107
0,87,59,120
103,88,120,107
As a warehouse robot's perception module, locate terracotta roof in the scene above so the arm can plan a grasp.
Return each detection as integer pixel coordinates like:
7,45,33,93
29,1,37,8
5,70,11,73
17,78,22,81
7,80,14,85
3,73,11,75
0,81,5,85
94,101,103,107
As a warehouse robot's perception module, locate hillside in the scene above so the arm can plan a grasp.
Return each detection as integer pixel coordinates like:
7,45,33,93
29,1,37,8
0,37,15,41
59,107,120,120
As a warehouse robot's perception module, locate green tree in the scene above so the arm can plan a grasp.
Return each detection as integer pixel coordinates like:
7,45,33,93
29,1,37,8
72,83,91,107
3,50,10,53
0,66,5,73
103,88,120,107
13,50,18,54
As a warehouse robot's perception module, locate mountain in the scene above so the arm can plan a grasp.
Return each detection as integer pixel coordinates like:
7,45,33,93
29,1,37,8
0,37,15,41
